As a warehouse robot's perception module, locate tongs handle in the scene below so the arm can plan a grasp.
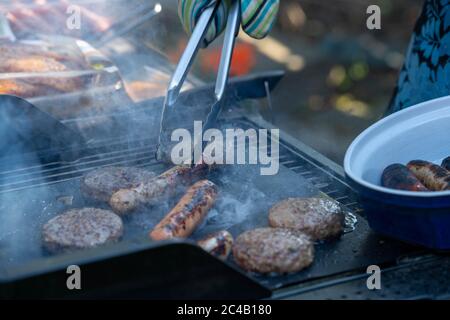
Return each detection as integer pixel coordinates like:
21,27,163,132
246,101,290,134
166,0,220,107
201,0,240,134
158,0,241,163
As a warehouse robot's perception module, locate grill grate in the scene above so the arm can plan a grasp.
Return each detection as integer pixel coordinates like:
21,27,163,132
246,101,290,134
276,139,364,215
0,117,427,296
0,119,363,218
0,139,156,193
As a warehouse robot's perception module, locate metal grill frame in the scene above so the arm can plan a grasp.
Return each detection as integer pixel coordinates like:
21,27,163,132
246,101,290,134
0,92,446,299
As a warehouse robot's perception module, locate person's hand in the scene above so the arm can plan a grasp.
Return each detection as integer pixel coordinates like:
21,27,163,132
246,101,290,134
178,0,279,47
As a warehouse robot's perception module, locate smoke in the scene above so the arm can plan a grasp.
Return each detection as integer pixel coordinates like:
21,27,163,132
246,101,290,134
0,97,54,267
2,0,165,42
0,1,181,274
202,187,266,235
0,0,326,275
190,159,319,240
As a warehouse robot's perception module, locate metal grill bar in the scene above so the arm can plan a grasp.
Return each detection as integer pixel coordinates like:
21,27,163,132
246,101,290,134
0,119,364,215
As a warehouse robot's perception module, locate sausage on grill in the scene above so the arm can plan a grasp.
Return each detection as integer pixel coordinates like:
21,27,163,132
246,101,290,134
109,165,193,215
197,230,233,260
149,180,218,241
381,164,429,192
407,160,450,191
441,157,450,171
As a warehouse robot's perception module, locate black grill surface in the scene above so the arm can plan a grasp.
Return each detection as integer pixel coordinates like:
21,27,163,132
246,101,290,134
0,118,426,294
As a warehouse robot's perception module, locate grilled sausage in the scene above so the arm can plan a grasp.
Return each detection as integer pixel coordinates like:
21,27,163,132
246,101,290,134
109,165,193,215
149,180,218,241
197,230,234,261
442,157,450,171
381,164,429,192
407,160,450,191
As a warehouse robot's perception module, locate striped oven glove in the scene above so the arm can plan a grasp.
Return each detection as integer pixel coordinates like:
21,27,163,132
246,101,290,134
178,0,279,47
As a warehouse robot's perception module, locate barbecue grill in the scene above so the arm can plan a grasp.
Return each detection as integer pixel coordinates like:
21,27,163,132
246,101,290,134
1,2,450,301
0,68,446,299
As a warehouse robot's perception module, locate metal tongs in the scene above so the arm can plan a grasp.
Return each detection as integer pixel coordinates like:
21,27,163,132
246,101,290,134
157,0,241,163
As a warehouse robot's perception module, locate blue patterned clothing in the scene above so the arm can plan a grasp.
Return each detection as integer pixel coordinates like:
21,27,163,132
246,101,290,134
388,0,450,114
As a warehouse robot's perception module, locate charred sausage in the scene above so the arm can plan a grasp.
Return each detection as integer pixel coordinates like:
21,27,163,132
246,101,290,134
381,164,428,192
109,165,193,215
149,180,218,240
442,157,450,171
197,230,234,261
407,160,450,191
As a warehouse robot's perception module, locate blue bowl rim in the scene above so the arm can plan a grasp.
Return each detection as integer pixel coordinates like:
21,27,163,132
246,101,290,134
344,95,450,199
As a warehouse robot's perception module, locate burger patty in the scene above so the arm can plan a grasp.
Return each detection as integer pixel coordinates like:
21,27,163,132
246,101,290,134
81,167,156,203
232,228,314,274
268,197,345,241
42,208,123,253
